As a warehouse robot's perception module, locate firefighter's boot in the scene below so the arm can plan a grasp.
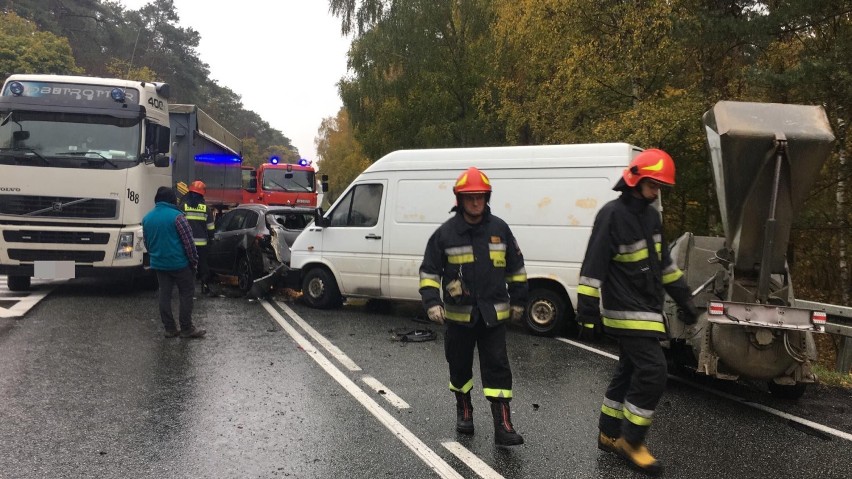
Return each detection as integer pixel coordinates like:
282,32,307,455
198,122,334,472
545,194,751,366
597,431,618,454
615,437,662,476
454,392,474,434
490,401,524,446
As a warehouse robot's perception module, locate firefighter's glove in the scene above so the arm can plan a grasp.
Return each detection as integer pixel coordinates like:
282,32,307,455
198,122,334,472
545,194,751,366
678,300,699,325
577,315,602,342
510,305,525,322
426,305,445,325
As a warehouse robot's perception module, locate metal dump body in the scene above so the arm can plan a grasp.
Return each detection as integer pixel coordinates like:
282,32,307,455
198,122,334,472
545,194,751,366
169,104,243,207
703,101,835,274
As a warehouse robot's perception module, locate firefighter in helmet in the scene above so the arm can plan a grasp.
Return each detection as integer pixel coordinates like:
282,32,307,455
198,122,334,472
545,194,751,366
419,167,529,446
179,180,215,294
576,149,698,475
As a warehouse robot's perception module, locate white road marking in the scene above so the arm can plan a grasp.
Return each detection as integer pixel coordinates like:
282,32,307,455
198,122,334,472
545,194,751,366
0,278,62,318
362,375,411,409
275,300,362,371
261,300,464,479
556,336,852,442
441,441,505,479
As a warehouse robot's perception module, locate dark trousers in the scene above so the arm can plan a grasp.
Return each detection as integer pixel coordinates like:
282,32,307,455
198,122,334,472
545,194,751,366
599,336,668,444
445,313,513,402
196,245,210,283
156,267,195,332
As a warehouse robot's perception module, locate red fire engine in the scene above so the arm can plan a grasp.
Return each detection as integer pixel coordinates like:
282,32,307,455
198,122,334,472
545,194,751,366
241,157,327,207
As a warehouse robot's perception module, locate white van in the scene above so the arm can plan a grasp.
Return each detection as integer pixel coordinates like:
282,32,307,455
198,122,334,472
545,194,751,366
289,143,642,335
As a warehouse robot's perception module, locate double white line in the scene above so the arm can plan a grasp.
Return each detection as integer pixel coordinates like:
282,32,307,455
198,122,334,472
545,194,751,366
262,300,505,479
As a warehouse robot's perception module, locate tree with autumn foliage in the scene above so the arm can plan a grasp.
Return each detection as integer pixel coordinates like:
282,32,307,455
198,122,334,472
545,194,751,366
315,108,371,204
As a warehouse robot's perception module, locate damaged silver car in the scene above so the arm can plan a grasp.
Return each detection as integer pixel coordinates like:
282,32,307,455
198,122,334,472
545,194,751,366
208,204,315,296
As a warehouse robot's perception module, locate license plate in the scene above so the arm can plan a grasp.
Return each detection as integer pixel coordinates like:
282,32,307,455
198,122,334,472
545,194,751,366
34,261,75,279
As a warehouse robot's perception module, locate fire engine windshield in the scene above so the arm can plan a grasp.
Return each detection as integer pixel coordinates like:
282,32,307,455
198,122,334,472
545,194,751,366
0,110,142,169
263,169,316,192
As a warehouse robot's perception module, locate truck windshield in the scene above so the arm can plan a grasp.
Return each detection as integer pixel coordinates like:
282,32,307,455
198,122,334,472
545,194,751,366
263,169,316,192
0,110,141,168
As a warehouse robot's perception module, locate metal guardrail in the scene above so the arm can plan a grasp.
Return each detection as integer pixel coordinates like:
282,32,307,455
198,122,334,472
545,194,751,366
793,299,852,373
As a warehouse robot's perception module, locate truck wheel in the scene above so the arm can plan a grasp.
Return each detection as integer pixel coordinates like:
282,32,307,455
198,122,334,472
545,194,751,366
525,288,567,336
768,381,807,400
302,267,342,309
7,275,31,292
236,255,254,294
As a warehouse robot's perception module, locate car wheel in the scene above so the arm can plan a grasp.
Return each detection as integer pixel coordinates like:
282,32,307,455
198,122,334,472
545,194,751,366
237,255,254,294
302,267,342,309
7,275,31,292
525,288,568,336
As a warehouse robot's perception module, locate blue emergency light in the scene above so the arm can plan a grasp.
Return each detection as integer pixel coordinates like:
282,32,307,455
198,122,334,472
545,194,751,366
8,81,24,96
195,153,241,164
298,158,310,166
270,156,280,165
110,88,126,102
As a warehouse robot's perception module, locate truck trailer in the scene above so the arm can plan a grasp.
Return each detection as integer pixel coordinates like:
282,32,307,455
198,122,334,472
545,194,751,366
665,101,834,398
0,74,242,291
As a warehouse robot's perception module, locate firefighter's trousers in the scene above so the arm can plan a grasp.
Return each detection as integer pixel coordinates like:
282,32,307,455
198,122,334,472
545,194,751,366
445,312,513,402
599,336,667,444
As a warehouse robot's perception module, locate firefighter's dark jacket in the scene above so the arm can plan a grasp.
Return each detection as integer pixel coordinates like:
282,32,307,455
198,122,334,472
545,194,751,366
419,207,528,328
179,193,215,246
577,192,691,339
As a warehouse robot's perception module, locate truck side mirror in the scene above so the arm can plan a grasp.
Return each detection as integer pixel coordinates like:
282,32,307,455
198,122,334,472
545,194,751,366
313,207,330,228
321,175,329,193
246,178,257,193
12,130,30,142
156,125,171,152
153,153,170,167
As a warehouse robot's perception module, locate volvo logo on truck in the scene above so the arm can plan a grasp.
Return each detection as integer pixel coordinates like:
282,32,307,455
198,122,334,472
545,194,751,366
0,187,21,192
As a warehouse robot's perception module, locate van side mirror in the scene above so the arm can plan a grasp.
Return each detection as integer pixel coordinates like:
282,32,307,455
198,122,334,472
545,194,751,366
313,207,330,228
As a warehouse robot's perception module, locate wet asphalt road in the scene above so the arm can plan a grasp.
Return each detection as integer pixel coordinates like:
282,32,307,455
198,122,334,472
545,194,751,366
0,280,850,478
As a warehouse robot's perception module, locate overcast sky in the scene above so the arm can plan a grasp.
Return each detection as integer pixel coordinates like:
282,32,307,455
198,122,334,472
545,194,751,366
118,0,351,165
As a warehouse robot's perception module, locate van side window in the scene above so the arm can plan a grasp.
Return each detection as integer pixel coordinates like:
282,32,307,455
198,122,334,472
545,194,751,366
328,183,383,227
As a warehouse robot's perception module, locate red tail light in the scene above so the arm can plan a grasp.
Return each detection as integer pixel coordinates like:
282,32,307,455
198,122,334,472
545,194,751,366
812,311,827,325
708,302,725,316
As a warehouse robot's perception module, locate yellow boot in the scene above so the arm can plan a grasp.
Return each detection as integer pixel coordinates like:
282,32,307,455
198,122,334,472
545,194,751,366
597,432,618,454
615,437,662,476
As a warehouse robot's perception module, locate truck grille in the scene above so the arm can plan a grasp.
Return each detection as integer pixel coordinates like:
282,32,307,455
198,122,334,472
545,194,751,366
0,195,118,219
7,249,106,263
3,230,111,245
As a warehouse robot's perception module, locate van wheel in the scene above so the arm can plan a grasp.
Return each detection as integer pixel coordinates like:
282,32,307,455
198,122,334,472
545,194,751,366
525,288,566,336
237,255,254,294
302,268,342,309
7,275,31,292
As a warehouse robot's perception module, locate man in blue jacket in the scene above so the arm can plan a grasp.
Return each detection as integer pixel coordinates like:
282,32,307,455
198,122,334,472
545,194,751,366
142,186,206,338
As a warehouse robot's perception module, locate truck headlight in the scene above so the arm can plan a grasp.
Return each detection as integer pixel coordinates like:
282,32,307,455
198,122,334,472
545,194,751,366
116,232,135,259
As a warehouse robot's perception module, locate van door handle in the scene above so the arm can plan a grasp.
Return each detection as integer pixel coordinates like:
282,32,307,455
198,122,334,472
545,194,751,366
365,234,382,240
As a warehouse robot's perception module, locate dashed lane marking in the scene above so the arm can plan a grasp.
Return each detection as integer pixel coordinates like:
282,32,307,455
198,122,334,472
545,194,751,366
261,300,465,479
441,441,505,479
556,336,852,443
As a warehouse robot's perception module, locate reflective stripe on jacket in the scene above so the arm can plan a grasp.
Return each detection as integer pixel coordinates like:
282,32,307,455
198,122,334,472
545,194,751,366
180,200,215,246
576,193,691,339
419,208,528,328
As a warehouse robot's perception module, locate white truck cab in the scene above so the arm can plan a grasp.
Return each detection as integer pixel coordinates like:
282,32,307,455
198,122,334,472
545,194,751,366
290,143,641,335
